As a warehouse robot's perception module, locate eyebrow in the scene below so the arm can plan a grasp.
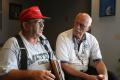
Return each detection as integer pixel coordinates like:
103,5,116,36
75,22,85,26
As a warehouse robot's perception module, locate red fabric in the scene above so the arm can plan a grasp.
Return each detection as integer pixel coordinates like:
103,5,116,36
19,6,48,22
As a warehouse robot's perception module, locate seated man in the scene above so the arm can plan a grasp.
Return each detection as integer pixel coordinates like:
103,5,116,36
56,12,108,80
0,6,55,80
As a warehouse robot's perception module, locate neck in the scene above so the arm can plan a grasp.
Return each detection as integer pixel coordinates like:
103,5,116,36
78,34,84,40
22,32,38,44
74,33,84,41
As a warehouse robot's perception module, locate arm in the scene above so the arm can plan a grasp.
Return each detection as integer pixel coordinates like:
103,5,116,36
0,37,55,80
1,69,55,80
61,63,98,80
95,60,108,80
89,34,108,80
56,33,99,80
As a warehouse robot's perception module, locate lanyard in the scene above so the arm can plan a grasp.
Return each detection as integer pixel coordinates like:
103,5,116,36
73,36,87,66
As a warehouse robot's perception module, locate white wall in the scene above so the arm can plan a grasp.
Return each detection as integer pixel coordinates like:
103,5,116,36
92,0,120,78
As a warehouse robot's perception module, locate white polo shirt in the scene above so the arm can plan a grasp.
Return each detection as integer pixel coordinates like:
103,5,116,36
56,29,102,71
0,32,54,75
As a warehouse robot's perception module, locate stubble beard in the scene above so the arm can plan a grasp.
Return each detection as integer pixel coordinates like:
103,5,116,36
29,28,42,39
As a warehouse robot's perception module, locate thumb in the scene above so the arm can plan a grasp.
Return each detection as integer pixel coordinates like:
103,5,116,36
98,74,105,79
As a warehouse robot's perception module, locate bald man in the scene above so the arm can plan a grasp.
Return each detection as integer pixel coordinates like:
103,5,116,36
56,13,108,80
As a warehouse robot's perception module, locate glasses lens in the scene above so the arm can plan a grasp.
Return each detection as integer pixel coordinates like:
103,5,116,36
39,22,44,27
27,19,45,27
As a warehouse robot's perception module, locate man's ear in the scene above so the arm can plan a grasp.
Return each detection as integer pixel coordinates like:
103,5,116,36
22,22,29,31
86,26,91,33
86,27,90,31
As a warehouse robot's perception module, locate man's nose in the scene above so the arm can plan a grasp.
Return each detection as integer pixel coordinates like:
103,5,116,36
76,25,81,30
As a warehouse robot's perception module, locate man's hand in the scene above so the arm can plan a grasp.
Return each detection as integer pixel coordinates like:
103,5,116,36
98,74,106,80
31,70,55,80
86,74,106,80
85,75,98,80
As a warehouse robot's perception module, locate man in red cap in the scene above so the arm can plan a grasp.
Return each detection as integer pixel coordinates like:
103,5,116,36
0,6,56,80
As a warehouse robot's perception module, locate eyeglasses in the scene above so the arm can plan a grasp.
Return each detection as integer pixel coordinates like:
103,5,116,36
74,22,88,30
75,22,85,27
26,19,45,27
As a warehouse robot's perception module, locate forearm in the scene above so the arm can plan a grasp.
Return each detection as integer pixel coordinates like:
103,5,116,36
1,69,55,80
95,60,108,80
61,63,89,79
1,69,33,80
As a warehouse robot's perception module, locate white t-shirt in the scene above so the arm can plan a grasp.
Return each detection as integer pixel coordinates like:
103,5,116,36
0,32,54,75
56,29,102,71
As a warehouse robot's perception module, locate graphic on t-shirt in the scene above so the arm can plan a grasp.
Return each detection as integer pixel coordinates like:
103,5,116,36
28,53,49,66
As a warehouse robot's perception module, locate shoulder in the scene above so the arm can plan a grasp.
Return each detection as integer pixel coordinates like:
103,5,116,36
57,29,73,40
85,32,98,41
3,36,19,49
85,32,100,47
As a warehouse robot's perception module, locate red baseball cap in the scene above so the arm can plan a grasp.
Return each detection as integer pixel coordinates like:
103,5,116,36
19,6,49,22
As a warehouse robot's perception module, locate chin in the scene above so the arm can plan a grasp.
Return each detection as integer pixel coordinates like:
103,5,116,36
76,32,82,36
32,34,40,38
36,32,42,36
